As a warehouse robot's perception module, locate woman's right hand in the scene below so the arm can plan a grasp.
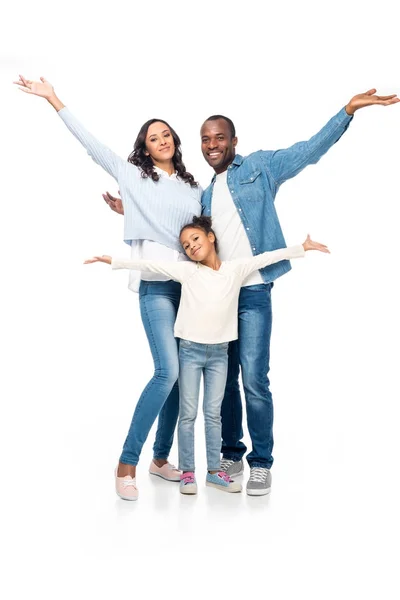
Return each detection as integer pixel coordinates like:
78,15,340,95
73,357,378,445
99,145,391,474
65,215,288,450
14,75,55,99
14,75,65,111
84,255,112,265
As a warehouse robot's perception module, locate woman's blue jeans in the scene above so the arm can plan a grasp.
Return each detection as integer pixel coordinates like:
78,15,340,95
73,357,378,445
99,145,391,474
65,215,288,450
119,280,181,466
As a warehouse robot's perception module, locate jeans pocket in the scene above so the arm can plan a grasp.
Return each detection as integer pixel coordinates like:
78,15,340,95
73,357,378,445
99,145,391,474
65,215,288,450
180,339,192,348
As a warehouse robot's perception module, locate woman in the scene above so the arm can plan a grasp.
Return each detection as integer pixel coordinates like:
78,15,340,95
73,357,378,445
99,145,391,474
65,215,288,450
15,75,202,501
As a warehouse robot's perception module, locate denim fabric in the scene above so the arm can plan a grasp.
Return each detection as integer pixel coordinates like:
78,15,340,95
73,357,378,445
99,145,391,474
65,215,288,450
221,284,274,468
119,280,181,465
202,107,352,283
178,340,228,472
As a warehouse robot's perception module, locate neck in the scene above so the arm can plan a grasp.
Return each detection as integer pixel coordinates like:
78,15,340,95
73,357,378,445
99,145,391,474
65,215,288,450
153,159,175,176
200,251,221,271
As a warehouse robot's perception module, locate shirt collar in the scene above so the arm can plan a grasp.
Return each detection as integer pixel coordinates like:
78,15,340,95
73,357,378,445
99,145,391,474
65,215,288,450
154,166,178,180
210,154,243,182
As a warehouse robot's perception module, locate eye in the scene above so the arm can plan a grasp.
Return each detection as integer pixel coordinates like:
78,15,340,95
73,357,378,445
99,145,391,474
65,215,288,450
164,133,170,138
217,136,224,141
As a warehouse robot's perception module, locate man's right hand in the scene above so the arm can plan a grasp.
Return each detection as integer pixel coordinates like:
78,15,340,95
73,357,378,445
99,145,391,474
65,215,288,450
103,191,124,215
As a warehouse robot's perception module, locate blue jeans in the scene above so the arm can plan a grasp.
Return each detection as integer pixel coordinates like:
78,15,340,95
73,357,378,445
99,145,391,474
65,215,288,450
178,340,229,472
119,280,181,466
221,283,274,469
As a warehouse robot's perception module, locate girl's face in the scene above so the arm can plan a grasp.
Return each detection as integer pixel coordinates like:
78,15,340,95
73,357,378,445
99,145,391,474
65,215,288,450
145,121,175,164
180,227,216,262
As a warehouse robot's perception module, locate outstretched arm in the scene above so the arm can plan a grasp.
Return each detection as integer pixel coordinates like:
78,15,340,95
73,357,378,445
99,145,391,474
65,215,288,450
234,235,329,281
14,75,125,180
265,88,399,186
84,255,191,283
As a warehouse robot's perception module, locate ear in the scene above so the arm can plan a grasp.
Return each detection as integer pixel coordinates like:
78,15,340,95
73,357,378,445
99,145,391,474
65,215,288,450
232,136,238,148
208,232,216,244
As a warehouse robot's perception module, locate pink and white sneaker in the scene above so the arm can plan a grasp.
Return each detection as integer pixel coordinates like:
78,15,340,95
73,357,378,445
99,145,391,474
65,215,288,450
149,460,181,482
115,469,139,501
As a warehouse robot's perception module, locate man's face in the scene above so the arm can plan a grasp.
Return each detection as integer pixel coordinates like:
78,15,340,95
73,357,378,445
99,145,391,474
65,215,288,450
200,119,237,174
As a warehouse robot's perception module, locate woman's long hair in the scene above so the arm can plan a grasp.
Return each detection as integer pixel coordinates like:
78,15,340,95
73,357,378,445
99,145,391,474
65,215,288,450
128,119,198,187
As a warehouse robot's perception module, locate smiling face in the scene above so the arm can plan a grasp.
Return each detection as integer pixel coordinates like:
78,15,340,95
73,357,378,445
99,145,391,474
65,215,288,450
200,118,237,174
180,227,216,262
144,121,175,166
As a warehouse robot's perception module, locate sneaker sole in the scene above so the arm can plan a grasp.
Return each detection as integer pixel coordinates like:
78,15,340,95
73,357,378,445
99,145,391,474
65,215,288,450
116,491,139,501
206,482,242,493
246,487,271,496
180,486,198,495
149,471,180,482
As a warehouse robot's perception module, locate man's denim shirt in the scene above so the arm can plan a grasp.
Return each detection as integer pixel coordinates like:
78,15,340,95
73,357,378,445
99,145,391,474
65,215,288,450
201,107,353,283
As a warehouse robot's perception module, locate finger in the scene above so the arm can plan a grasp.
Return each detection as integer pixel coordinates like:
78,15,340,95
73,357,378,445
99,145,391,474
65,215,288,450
383,97,400,105
375,94,397,100
18,87,33,94
364,88,377,96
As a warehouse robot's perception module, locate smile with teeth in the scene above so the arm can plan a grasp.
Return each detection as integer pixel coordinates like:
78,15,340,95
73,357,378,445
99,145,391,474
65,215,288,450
208,152,222,158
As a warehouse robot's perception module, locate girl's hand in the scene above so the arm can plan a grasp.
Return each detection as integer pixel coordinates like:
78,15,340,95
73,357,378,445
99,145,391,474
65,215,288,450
14,75,55,100
302,235,330,253
84,255,112,264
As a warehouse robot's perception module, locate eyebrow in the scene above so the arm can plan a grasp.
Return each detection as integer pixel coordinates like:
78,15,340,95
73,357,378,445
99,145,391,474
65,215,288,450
148,129,170,137
201,131,225,137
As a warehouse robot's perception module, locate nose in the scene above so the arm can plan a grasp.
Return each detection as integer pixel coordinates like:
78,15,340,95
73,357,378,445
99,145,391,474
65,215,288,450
208,139,218,149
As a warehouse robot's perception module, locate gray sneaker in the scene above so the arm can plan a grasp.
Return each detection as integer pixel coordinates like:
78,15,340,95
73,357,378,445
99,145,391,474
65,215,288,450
246,467,271,496
220,458,244,477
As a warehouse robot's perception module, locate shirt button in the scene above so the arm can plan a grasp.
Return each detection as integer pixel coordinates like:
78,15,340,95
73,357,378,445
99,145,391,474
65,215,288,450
239,208,242,212
253,247,256,250
246,227,249,230
231,190,234,193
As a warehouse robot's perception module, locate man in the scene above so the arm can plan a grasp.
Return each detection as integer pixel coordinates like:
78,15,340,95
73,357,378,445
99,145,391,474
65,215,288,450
105,88,398,496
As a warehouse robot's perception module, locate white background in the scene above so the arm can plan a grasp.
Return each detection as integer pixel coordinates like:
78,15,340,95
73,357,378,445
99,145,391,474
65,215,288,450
1,0,399,598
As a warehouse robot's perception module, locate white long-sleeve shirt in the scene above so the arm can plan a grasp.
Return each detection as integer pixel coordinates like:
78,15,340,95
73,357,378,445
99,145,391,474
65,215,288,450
112,245,305,344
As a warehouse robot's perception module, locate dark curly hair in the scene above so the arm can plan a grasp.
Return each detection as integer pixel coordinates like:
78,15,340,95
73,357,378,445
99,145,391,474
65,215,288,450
180,215,219,253
127,119,198,187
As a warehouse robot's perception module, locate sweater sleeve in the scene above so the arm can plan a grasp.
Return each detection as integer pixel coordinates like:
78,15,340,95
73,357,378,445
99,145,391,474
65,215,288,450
58,107,126,180
233,245,305,281
111,258,194,283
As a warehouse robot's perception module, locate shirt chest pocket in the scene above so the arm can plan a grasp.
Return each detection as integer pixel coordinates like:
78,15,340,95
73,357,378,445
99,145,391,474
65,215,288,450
238,170,263,201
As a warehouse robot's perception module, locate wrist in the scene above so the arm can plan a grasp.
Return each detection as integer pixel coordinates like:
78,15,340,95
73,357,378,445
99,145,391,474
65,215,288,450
345,102,356,116
47,93,64,111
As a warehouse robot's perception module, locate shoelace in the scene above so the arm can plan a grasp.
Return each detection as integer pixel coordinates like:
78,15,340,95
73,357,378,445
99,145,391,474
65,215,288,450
220,458,235,471
217,471,232,483
122,478,137,489
249,468,269,483
181,473,195,485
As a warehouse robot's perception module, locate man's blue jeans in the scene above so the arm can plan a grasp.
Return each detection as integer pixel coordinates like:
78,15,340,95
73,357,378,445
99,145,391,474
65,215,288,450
178,340,228,472
119,280,181,466
221,283,274,469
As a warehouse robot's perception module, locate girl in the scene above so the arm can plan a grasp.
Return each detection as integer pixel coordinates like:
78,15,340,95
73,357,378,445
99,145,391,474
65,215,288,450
85,216,330,495
15,75,202,501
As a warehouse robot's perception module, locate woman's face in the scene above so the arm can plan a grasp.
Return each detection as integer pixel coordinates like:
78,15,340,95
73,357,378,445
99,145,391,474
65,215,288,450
145,121,175,165
180,227,216,262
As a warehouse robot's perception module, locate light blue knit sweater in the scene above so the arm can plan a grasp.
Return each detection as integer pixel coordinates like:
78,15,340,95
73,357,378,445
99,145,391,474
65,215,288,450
58,108,202,251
